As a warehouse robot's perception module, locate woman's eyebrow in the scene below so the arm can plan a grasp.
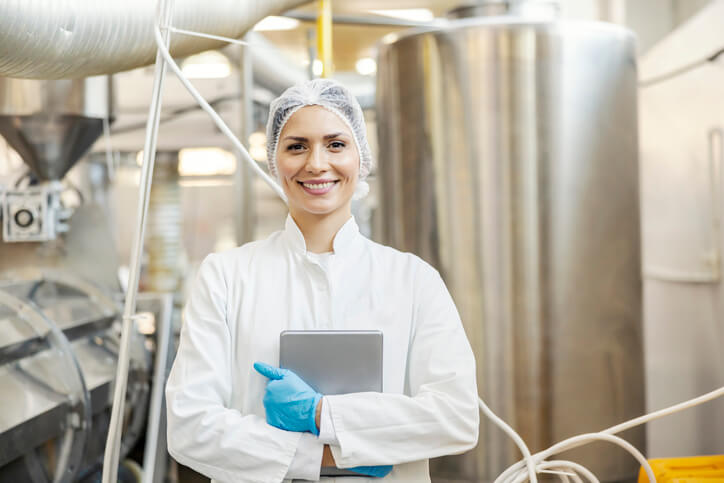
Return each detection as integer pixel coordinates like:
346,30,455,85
282,136,308,142
323,132,346,140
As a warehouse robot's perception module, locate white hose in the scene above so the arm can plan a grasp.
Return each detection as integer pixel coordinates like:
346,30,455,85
494,383,724,483
102,0,174,480
152,21,287,200
479,397,537,483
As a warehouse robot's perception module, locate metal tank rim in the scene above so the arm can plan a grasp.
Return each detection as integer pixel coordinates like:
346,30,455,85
377,17,636,51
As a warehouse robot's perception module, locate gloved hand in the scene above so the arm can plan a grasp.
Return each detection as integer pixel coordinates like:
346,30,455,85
253,362,322,435
350,465,394,478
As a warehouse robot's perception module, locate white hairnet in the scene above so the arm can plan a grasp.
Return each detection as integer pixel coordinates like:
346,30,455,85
266,78,372,200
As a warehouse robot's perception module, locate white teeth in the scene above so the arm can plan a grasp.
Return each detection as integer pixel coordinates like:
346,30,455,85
302,181,335,190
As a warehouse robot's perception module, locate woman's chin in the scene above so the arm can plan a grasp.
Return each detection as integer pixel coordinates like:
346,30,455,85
291,197,350,217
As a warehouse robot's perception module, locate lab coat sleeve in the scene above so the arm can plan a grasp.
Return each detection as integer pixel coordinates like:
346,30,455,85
166,254,302,483
318,397,339,445
326,262,480,468
286,433,324,481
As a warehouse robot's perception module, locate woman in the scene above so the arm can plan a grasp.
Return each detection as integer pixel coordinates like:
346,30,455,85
166,79,479,482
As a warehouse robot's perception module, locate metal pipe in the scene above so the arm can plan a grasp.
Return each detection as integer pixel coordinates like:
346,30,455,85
235,37,256,245
141,294,174,483
316,0,334,78
102,0,174,480
283,10,441,27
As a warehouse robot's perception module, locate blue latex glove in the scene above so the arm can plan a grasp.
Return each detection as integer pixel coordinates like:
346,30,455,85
254,362,322,435
350,465,394,478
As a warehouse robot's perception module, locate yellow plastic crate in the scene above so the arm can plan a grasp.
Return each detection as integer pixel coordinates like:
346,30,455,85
639,456,724,483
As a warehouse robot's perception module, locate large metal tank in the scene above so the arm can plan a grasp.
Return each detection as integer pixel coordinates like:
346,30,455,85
376,12,645,483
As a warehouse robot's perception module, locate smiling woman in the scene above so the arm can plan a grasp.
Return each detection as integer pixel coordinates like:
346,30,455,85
265,79,372,202
165,78,480,483
276,105,360,225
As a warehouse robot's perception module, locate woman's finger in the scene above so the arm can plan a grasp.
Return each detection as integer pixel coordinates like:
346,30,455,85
253,361,286,380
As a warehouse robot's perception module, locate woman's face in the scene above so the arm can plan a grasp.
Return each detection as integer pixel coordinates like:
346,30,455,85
276,105,360,218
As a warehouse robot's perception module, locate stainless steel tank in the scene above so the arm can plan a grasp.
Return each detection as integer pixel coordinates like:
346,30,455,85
376,13,645,482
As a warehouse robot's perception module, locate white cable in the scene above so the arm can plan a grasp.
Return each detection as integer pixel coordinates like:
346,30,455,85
497,384,724,483
153,24,287,202
602,384,724,436
102,0,174,481
537,461,596,483
104,11,288,483
479,398,537,483
167,26,250,46
507,433,655,483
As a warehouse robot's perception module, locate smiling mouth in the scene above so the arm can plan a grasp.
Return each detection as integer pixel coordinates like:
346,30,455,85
297,180,339,189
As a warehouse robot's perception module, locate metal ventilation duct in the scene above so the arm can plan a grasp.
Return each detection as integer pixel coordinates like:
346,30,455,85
0,0,306,79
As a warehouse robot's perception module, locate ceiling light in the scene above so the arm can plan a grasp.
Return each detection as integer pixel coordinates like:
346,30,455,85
312,59,324,77
248,132,268,161
381,33,400,45
355,57,377,76
249,131,266,147
253,16,300,31
368,8,434,22
179,148,236,176
181,51,231,79
249,146,268,162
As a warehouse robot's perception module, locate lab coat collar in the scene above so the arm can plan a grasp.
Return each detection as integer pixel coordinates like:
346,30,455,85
284,214,360,256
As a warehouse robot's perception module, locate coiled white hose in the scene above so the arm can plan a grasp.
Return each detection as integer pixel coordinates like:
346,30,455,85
489,384,724,483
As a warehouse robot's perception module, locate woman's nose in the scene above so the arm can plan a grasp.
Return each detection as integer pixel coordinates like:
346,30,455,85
305,146,328,172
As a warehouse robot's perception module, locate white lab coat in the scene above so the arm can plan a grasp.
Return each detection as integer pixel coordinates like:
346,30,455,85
166,215,479,482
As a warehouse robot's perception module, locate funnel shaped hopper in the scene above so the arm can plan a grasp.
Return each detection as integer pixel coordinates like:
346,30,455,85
0,115,104,181
0,77,111,182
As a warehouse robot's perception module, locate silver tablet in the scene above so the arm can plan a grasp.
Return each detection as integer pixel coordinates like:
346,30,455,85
279,330,383,395
280,330,384,477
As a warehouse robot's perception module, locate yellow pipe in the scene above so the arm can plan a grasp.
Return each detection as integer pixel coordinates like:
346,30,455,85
316,0,333,77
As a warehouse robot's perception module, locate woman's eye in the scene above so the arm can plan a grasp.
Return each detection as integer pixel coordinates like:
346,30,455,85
329,141,346,149
286,144,305,151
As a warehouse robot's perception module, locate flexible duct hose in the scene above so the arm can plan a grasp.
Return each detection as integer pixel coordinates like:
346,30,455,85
0,0,305,79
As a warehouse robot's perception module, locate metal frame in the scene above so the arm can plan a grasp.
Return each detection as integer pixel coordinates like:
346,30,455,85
0,289,91,483
0,271,119,366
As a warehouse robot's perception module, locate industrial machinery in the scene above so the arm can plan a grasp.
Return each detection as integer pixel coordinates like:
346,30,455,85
376,4,645,482
0,271,149,482
0,76,151,482
0,77,111,243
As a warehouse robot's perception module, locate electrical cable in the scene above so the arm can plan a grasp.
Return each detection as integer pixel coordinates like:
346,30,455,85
496,384,724,483
537,461,596,483
151,19,287,201
479,397,537,483
603,384,724,436
102,0,175,481
168,26,250,47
